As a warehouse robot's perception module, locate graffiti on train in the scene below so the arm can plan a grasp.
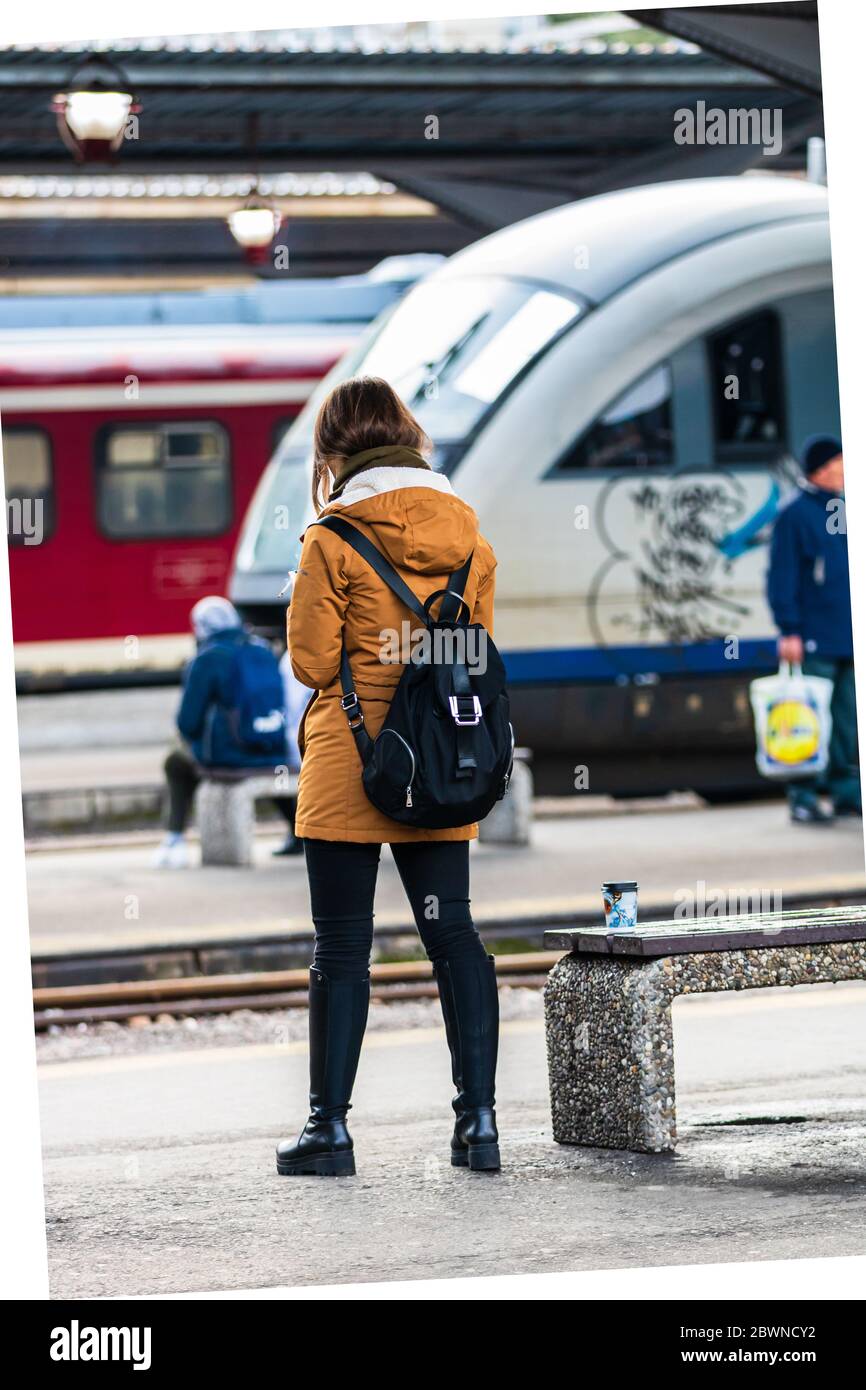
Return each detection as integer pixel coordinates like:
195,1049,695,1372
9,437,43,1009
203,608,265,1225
589,469,781,648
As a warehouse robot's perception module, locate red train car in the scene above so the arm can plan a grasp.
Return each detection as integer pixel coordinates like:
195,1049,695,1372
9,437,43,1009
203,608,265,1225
1,324,355,686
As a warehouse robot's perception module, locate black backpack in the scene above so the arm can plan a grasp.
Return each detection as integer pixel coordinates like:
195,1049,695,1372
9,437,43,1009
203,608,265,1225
315,515,514,830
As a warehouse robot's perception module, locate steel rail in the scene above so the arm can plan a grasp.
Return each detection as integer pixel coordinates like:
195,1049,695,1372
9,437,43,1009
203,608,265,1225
34,957,556,1029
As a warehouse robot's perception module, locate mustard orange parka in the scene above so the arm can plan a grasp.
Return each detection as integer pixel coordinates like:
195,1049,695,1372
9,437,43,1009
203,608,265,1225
287,450,497,843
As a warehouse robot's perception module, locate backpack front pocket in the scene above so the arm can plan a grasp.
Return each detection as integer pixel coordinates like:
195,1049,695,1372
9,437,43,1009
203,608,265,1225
372,727,417,811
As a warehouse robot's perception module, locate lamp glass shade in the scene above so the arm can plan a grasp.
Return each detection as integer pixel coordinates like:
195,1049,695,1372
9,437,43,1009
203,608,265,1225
64,90,133,142
228,206,281,249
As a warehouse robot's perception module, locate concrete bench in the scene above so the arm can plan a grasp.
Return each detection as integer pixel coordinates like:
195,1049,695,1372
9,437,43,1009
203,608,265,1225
196,768,298,868
478,747,533,846
543,906,866,1154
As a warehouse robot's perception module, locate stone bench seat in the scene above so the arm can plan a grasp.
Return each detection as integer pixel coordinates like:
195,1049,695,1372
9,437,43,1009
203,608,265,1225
543,905,866,1154
477,746,533,846
196,767,298,868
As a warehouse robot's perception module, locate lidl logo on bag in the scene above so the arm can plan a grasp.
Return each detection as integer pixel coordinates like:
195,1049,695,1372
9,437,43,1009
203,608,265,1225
765,699,821,766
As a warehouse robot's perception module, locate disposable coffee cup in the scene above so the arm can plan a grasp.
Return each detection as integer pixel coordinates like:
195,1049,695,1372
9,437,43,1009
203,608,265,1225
602,881,638,931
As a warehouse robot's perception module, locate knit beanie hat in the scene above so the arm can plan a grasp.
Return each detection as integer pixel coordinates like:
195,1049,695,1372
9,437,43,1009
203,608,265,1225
190,595,241,640
801,433,842,476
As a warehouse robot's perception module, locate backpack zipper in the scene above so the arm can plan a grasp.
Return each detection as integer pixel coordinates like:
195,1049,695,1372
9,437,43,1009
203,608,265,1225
379,728,416,807
502,723,515,793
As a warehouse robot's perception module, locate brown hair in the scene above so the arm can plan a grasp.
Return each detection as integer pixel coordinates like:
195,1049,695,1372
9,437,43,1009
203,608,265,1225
312,375,431,513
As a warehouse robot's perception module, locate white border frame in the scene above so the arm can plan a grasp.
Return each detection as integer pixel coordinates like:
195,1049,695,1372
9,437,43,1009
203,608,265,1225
1,0,863,1301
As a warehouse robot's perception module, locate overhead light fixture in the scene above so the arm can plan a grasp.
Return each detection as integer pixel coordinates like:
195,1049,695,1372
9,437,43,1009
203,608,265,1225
52,54,139,164
227,196,283,265
227,116,283,267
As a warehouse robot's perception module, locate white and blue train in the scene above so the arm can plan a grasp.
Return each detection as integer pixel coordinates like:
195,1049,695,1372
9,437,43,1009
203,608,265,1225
231,175,839,796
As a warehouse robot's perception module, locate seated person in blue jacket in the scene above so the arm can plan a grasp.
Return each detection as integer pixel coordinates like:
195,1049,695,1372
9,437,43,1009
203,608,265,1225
767,434,861,824
154,595,296,868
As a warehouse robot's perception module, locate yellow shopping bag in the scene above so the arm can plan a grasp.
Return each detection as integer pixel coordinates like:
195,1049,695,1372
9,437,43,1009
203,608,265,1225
750,663,833,780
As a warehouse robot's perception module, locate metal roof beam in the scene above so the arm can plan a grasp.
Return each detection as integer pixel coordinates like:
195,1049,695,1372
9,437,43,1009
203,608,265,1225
581,102,821,198
0,61,777,90
0,146,814,179
626,3,820,97
368,173,577,233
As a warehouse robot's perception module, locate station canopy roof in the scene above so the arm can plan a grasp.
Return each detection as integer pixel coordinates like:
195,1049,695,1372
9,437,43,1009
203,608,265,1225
625,3,821,96
0,8,823,284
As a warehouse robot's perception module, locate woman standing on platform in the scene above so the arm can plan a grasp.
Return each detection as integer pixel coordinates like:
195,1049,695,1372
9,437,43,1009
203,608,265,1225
276,376,501,1177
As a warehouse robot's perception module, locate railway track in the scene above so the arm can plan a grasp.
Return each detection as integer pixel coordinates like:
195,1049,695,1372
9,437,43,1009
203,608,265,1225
34,952,559,1030
33,887,866,1031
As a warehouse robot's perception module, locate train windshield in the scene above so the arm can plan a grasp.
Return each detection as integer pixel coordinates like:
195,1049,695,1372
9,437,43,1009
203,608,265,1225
236,275,581,575
351,277,581,453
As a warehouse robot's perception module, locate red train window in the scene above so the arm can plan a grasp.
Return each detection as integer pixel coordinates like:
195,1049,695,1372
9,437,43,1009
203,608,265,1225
3,426,55,547
97,422,232,540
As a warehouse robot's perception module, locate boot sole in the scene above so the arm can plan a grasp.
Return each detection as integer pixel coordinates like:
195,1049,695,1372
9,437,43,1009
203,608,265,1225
276,1151,355,1177
452,1143,501,1172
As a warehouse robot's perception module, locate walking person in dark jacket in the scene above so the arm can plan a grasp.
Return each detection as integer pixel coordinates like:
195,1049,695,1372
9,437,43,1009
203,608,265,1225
767,434,860,824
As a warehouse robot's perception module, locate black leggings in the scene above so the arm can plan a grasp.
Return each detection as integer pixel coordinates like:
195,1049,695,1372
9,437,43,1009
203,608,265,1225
303,839,487,981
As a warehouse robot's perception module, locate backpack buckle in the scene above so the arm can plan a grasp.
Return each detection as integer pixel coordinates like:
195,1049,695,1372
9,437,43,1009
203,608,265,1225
340,691,365,729
449,694,482,726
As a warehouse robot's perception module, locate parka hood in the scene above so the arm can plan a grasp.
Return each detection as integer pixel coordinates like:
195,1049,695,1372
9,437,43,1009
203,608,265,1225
321,466,479,575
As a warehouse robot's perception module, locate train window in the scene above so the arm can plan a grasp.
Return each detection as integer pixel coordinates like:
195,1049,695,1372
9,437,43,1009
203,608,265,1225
97,423,231,539
551,365,674,472
3,427,54,546
708,310,785,462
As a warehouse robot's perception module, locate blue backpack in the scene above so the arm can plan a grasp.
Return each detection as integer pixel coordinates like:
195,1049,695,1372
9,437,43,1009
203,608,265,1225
227,639,286,756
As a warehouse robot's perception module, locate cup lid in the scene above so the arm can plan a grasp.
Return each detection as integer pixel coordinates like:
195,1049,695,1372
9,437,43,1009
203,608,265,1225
602,881,638,891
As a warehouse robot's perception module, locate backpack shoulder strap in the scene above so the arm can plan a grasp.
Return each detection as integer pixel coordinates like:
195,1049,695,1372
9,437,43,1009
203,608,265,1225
314,515,428,626
311,514,476,769
440,551,475,622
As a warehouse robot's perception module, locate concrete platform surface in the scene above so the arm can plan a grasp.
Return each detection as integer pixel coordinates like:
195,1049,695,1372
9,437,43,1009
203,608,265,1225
26,801,866,957
17,687,176,757
38,980,866,1298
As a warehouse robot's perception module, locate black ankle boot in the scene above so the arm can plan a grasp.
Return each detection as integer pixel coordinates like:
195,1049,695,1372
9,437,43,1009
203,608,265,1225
276,968,369,1177
433,952,501,1171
